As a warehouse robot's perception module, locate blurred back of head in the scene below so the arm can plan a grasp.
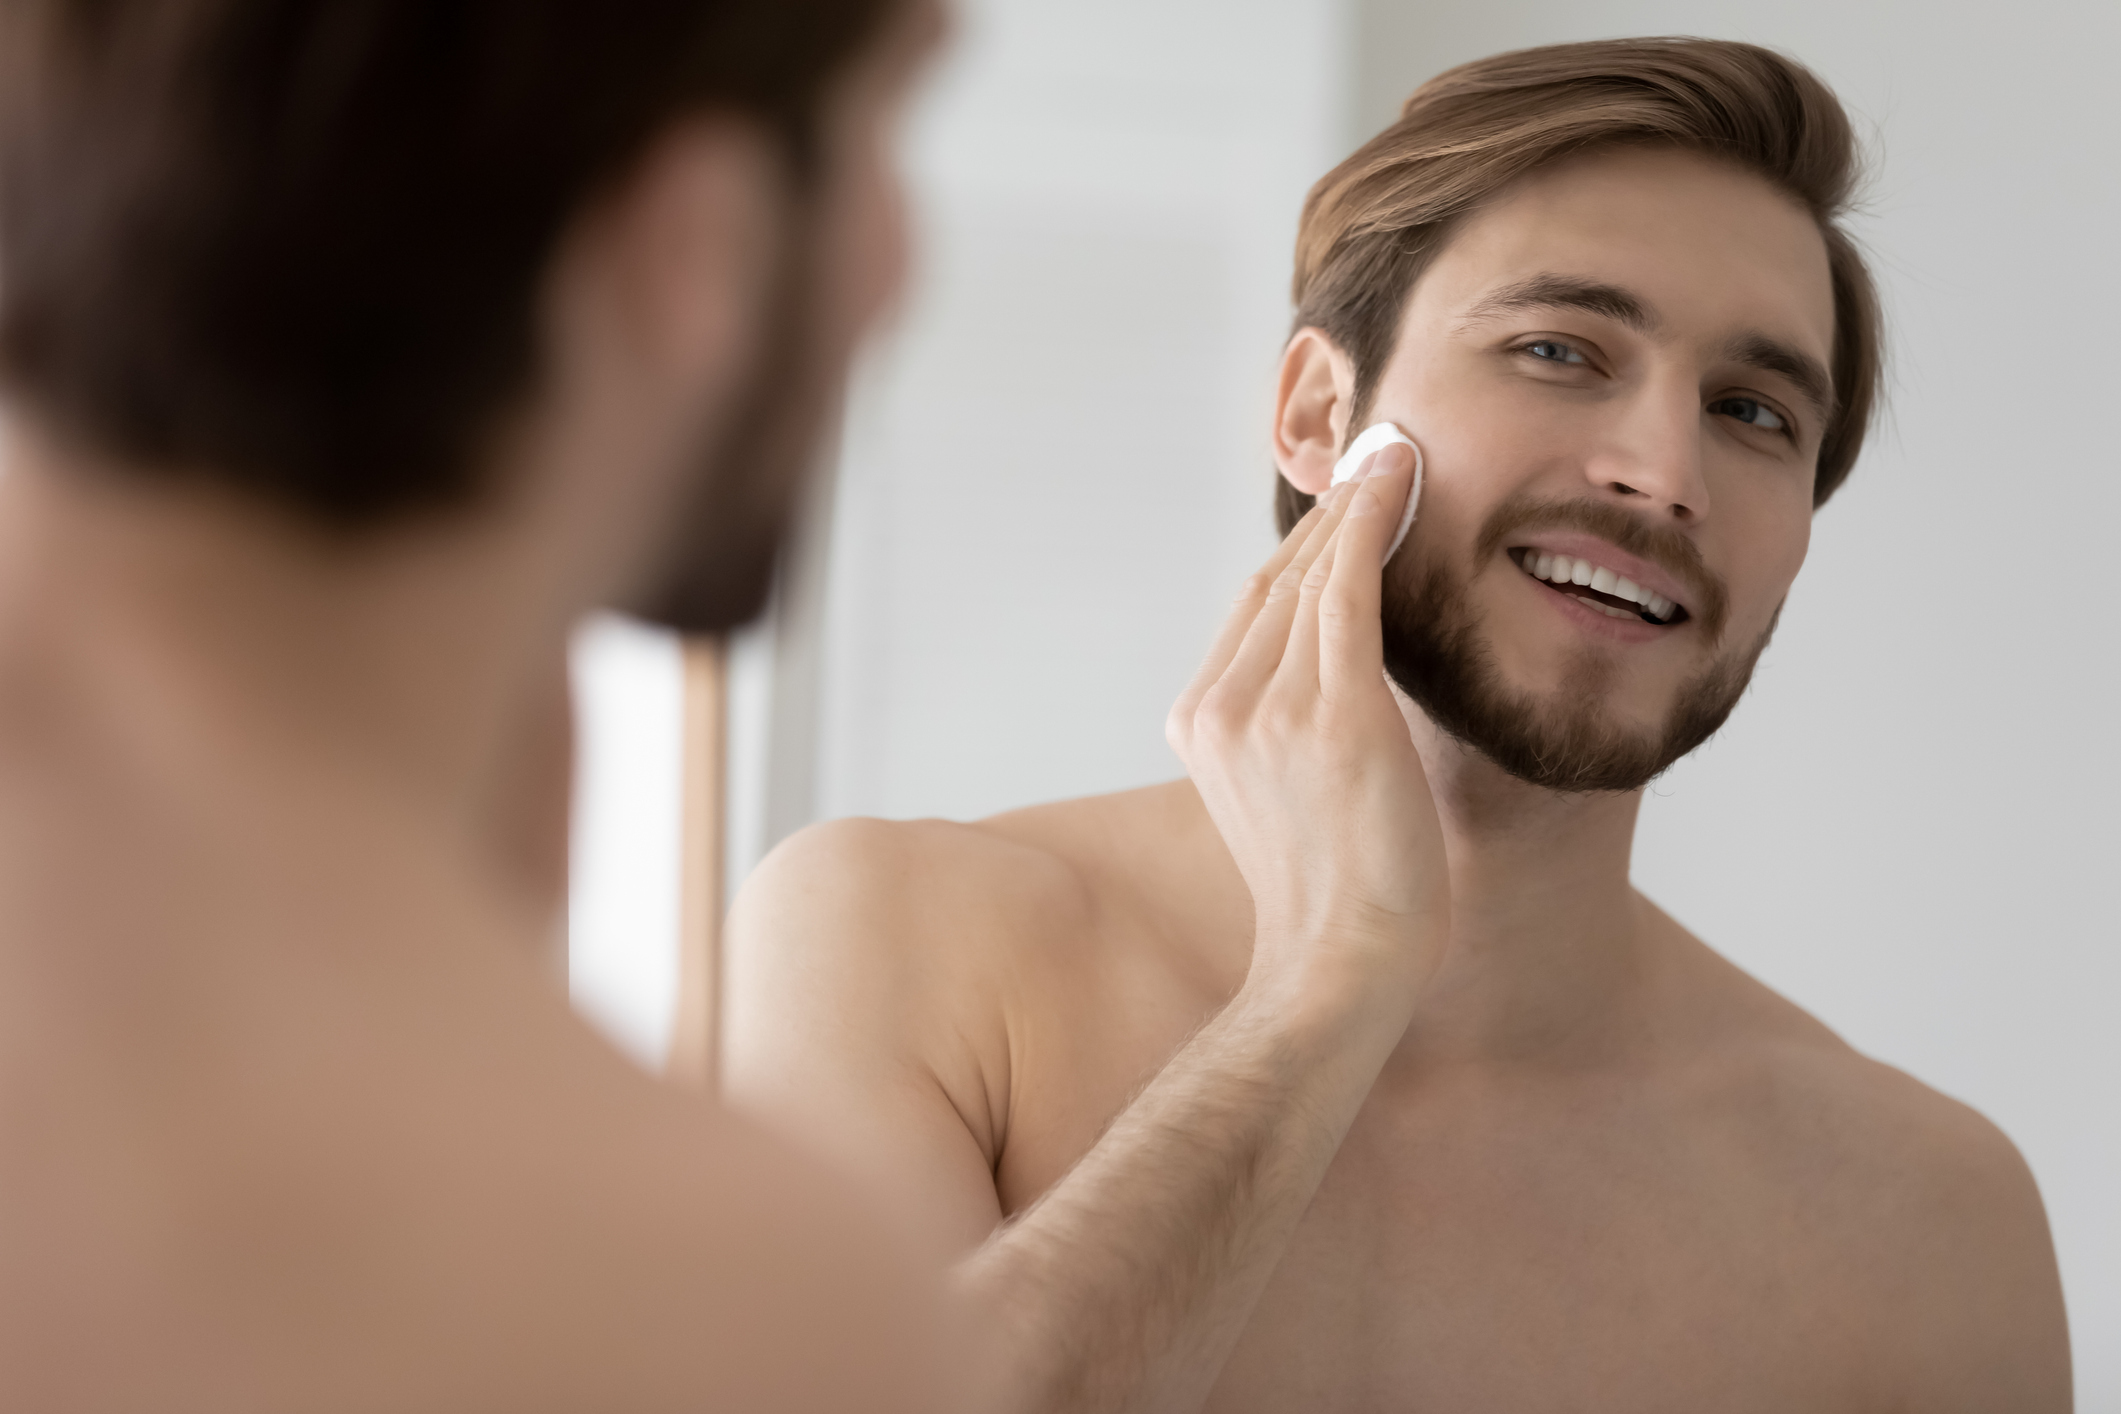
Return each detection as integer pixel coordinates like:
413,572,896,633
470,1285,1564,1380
0,0,898,578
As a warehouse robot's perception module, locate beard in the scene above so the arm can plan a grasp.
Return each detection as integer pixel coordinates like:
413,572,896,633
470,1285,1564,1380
1379,492,1778,795
627,184,837,636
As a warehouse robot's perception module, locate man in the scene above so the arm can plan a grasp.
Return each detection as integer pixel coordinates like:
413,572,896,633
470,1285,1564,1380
0,2,955,1410
726,38,2072,1412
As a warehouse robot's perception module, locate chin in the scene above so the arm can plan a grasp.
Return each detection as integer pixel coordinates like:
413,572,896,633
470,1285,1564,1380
1490,659,1681,742
1383,570,1762,796
625,532,783,636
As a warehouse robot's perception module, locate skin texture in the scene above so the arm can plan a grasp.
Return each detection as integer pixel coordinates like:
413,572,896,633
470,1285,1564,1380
724,147,2072,1413
0,4,958,1412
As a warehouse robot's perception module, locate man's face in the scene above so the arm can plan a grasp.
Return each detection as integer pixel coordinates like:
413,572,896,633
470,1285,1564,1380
1361,145,1835,792
635,0,941,633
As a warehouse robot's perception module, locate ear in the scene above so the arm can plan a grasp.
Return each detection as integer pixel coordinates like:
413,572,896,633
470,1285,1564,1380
548,118,778,411
523,120,781,597
1273,328,1358,495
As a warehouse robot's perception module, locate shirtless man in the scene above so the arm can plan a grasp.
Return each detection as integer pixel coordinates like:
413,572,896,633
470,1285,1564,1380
0,2,957,1411
727,38,2072,1412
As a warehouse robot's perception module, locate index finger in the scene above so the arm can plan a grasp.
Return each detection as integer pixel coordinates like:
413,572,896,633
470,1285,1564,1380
1316,451,1416,697
1171,485,1348,725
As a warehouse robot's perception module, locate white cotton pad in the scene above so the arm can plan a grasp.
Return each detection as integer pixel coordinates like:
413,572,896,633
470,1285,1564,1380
1328,421,1423,560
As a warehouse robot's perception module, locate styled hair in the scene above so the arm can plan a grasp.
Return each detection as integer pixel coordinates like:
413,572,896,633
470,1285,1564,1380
0,0,902,526
1278,37,1881,535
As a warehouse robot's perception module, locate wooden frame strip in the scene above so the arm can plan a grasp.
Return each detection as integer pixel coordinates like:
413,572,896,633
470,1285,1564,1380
668,635,726,1087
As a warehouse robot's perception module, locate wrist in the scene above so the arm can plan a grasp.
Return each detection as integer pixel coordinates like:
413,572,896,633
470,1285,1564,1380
1226,941,1426,1065
1250,888,1444,993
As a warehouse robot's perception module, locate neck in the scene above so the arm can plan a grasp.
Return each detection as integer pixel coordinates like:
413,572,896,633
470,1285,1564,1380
0,429,577,924
1395,705,1656,1067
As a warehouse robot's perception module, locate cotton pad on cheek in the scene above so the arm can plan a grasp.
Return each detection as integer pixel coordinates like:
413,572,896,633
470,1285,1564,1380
1328,421,1423,560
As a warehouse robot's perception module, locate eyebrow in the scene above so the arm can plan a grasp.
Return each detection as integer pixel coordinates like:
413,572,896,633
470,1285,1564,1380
1721,331,1837,426
1458,274,1659,334
1460,272,1838,428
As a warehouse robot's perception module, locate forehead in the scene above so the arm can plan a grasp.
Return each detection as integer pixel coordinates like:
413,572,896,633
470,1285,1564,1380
1415,145,1837,364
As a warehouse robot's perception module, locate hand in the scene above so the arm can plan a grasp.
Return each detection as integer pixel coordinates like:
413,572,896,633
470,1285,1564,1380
1167,446,1449,1022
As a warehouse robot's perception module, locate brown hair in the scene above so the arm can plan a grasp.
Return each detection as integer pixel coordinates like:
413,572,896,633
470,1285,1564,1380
1278,37,1881,535
0,0,902,526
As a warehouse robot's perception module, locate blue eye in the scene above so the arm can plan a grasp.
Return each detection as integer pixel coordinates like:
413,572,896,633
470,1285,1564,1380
1710,397,1787,432
1523,339,1587,365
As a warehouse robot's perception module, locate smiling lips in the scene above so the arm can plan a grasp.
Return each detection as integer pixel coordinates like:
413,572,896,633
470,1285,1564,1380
1510,547,1684,626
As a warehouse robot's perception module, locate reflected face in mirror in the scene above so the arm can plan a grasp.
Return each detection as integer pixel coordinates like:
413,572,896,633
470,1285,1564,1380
1363,146,1836,791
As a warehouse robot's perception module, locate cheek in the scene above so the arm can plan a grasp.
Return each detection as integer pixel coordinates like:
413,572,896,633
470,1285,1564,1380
1378,355,1559,513
1389,414,1546,567
1727,504,1812,631
1392,472,1490,593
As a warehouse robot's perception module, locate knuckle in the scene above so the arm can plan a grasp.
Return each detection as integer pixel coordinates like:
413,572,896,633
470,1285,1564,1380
1194,691,1244,743
1252,702,1292,742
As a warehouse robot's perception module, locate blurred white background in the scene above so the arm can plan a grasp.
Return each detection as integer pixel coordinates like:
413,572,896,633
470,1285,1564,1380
572,0,2121,1395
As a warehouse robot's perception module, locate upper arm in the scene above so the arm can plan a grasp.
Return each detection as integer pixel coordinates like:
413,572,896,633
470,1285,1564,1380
720,818,1017,1259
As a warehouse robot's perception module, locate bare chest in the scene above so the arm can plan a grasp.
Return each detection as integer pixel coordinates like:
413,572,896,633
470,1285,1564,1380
1208,1101,1897,1413
998,1023,1903,1414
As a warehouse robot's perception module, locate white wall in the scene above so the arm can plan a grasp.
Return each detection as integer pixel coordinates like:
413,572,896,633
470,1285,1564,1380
571,0,2119,1395
815,0,1351,822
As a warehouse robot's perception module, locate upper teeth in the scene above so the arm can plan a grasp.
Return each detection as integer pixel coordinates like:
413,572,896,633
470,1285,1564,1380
1522,551,1678,622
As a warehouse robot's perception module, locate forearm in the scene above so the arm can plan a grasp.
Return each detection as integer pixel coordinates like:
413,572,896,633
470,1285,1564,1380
956,983,1404,1414
961,462,1441,1414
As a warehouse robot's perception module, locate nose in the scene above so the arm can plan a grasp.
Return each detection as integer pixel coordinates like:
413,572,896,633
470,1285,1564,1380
1580,376,1711,524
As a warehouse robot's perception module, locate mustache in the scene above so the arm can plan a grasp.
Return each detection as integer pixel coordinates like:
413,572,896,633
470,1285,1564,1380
1470,492,1730,644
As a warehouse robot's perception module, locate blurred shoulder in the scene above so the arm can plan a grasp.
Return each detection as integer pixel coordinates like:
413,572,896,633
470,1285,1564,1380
520,1071,953,1413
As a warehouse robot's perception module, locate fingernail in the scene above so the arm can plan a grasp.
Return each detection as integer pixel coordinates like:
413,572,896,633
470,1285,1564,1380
1350,450,1380,483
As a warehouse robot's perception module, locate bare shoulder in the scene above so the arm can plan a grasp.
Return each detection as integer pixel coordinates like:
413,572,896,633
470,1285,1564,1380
1733,1022,2057,1278
1647,904,2071,1408
728,779,1210,985
729,805,1100,980
1729,1037,2068,1407
721,812,1079,1144
722,783,1212,1174
1668,932,2043,1226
